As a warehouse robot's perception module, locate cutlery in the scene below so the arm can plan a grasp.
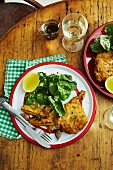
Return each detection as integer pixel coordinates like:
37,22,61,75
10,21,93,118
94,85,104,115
0,97,52,148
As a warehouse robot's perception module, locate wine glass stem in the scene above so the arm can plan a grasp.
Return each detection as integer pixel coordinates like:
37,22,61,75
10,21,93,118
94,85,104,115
109,106,113,123
109,113,113,123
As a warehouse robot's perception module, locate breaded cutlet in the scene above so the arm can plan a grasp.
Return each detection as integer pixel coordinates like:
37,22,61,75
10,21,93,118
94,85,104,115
94,50,113,82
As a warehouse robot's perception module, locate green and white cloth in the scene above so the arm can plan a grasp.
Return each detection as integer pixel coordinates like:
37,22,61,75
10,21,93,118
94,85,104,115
0,54,66,140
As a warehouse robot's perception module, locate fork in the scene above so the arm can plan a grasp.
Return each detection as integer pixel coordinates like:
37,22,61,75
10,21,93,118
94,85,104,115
15,115,52,148
0,97,52,148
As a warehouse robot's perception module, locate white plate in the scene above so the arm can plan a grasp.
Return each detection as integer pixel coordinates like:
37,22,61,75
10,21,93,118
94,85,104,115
10,62,96,148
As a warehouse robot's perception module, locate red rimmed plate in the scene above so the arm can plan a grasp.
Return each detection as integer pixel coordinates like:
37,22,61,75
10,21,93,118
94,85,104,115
10,62,96,148
83,22,113,98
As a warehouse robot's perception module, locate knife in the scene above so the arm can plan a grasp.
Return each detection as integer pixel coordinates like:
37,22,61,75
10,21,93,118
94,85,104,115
16,116,51,148
0,98,51,148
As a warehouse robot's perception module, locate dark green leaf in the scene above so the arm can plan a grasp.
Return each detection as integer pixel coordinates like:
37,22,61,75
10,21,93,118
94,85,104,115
35,93,49,105
69,81,77,91
59,74,72,82
59,74,77,90
38,72,48,88
49,82,58,96
48,96,65,116
105,24,113,35
58,81,71,101
90,37,105,53
25,92,35,105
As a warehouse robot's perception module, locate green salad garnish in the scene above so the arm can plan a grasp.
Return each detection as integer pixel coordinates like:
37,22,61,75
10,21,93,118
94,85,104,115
90,24,113,53
25,72,77,116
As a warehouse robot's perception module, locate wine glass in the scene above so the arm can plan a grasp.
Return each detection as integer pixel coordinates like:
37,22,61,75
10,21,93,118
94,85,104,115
62,13,88,52
104,105,113,129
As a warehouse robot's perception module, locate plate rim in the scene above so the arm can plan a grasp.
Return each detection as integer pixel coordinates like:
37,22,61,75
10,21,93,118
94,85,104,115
10,62,96,148
83,21,113,98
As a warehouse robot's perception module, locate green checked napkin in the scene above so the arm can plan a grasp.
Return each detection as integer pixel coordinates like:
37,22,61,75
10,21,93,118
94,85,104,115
0,54,66,140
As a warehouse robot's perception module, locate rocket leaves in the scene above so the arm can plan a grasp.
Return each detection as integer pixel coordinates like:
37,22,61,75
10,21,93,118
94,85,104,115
90,24,113,53
25,72,77,116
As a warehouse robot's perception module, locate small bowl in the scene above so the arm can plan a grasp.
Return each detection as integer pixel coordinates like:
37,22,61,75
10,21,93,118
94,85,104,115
39,20,60,40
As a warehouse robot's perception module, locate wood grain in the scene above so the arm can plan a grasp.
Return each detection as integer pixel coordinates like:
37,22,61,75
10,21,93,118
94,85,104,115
0,3,36,39
0,1,113,170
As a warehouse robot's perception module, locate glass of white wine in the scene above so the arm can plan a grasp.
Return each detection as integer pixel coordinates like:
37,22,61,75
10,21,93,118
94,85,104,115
104,105,113,129
62,13,88,52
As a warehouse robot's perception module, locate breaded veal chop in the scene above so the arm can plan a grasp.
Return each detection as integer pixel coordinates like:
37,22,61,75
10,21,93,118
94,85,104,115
21,90,88,134
94,50,113,82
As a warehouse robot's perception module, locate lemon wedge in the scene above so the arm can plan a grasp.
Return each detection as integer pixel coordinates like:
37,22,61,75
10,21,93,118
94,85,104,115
22,72,40,92
105,76,113,94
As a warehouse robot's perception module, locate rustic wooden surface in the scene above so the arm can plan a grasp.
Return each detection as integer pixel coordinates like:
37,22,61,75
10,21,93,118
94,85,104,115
0,3,36,39
0,0,113,170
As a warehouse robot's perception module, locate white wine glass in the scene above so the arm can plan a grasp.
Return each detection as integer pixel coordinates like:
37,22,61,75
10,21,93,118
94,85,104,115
104,105,113,129
62,13,88,52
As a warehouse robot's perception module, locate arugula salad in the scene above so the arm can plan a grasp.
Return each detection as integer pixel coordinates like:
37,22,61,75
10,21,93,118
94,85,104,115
90,24,113,53
25,72,77,116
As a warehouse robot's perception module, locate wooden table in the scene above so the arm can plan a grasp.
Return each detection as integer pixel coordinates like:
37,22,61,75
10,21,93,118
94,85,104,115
0,2,36,39
0,1,113,170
